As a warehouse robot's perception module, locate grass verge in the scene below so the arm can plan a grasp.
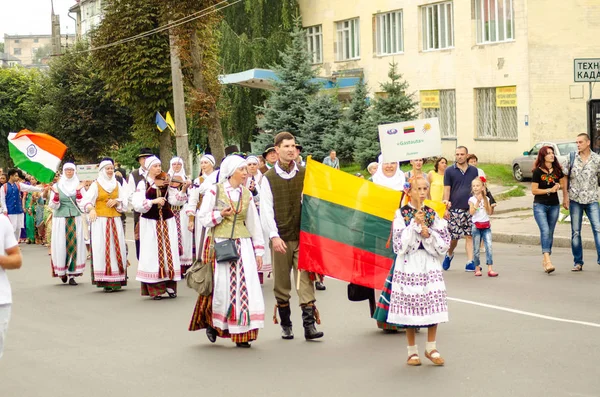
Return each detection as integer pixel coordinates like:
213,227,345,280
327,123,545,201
495,184,526,201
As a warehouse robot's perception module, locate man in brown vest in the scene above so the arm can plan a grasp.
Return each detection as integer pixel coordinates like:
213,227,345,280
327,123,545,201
260,131,323,341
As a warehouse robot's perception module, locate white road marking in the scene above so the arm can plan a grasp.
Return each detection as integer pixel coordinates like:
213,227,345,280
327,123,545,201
448,297,600,328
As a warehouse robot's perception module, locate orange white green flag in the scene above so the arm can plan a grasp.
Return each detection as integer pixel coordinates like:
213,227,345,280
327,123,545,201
8,129,67,183
298,157,402,289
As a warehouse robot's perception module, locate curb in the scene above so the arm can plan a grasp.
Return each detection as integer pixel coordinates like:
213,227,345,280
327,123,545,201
492,232,595,249
493,207,531,215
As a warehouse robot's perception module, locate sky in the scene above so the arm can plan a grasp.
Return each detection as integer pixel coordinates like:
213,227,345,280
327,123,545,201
0,0,76,40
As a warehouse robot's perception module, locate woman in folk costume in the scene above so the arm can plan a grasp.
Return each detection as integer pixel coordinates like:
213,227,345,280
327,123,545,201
370,155,406,332
133,156,186,300
167,156,193,275
373,176,450,366
189,155,265,348
186,154,218,262
48,163,87,285
81,160,128,292
245,155,271,285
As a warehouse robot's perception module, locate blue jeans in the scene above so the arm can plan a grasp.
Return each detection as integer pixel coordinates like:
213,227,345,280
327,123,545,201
533,203,560,254
472,225,493,267
569,200,600,266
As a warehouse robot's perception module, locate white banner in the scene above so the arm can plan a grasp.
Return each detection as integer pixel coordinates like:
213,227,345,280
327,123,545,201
378,118,442,163
76,164,99,181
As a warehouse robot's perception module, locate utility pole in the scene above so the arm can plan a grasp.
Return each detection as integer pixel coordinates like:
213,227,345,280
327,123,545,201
168,30,191,173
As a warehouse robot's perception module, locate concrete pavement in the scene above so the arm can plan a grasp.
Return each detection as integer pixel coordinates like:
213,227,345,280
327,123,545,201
2,231,600,396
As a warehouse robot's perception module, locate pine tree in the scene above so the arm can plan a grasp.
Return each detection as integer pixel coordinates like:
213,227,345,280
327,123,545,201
323,79,369,164
257,18,320,146
299,94,342,161
354,62,418,168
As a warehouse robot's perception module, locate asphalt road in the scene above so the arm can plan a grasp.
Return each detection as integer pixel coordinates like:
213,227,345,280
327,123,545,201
1,238,599,397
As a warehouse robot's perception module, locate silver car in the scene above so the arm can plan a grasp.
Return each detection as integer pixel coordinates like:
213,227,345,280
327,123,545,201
511,141,577,181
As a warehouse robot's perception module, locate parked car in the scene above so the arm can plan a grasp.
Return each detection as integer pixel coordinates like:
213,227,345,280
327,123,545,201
511,140,577,181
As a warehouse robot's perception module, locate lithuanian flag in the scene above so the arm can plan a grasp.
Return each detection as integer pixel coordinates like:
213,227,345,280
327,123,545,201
8,130,67,183
299,157,402,289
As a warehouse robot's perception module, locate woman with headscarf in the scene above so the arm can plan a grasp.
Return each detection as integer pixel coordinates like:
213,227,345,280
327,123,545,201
370,155,407,332
49,163,87,285
245,155,271,284
168,157,193,275
133,156,187,300
186,154,218,263
189,155,265,348
81,160,128,292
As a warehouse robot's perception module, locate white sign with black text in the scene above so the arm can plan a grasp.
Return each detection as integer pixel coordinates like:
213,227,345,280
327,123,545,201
378,118,442,163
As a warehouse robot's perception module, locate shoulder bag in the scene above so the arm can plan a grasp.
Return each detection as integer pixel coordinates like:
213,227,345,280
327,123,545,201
213,187,242,263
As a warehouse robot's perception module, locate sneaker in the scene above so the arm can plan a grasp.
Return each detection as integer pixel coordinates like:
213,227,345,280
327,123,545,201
465,261,476,272
442,254,454,271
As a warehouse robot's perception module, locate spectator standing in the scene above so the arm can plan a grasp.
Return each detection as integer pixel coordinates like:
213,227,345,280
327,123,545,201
442,146,479,272
323,150,340,169
428,157,448,202
0,215,22,359
561,133,600,272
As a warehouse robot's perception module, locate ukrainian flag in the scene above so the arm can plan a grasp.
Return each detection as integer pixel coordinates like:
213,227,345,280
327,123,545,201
155,112,168,132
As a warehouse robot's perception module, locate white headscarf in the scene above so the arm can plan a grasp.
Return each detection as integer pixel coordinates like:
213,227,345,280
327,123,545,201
168,156,187,180
200,154,216,167
372,154,406,191
244,155,262,187
144,156,162,183
57,163,80,196
218,155,247,183
246,155,259,165
97,160,117,193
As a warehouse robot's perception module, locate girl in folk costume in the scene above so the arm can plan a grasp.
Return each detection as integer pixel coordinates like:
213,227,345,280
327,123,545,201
186,154,218,261
167,157,193,275
245,155,271,284
369,155,407,332
49,163,88,285
133,156,186,300
373,176,450,366
189,155,265,348
81,160,128,292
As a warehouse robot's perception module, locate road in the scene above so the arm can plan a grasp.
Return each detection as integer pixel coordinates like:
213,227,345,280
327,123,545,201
1,238,599,397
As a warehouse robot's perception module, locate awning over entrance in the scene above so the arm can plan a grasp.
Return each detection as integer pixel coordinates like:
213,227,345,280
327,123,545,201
219,68,361,93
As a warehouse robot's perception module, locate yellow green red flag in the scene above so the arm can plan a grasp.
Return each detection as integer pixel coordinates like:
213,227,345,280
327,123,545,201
299,157,402,289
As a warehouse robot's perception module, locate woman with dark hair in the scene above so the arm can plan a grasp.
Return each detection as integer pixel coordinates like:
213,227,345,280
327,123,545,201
531,146,564,274
428,157,448,202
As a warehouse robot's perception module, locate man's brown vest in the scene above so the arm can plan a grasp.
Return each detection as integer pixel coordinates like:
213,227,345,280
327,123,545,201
264,166,305,241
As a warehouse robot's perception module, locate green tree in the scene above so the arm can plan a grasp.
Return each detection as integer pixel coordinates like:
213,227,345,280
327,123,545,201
323,79,370,164
32,44,53,65
354,62,418,168
257,18,319,148
0,67,42,165
35,42,133,163
299,94,341,162
219,0,298,151
92,0,174,163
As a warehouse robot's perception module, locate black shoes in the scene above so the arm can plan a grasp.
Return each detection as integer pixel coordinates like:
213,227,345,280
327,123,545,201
278,304,294,340
68,278,77,286
281,326,294,340
206,326,217,343
235,342,251,348
315,281,326,291
61,275,68,284
302,305,324,340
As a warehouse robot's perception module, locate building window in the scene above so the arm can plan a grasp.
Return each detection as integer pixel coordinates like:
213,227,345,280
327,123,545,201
421,90,456,138
475,0,514,43
476,86,518,139
13,48,21,56
34,38,39,43
421,2,454,51
306,25,323,64
375,10,403,56
336,18,360,61
14,39,20,44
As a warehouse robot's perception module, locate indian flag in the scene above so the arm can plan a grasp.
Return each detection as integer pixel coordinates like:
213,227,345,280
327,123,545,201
8,130,67,183
299,157,402,289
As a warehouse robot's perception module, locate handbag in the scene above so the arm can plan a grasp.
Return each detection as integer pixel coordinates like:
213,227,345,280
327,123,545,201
474,221,491,229
185,256,213,296
214,187,242,263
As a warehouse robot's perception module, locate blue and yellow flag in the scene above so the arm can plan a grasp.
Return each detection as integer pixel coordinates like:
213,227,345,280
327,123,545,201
165,111,176,133
155,112,168,132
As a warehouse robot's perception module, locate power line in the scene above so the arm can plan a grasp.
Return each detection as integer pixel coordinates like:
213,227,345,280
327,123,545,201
74,0,242,54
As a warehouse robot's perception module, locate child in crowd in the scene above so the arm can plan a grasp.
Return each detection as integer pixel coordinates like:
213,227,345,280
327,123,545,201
373,176,450,366
469,177,498,277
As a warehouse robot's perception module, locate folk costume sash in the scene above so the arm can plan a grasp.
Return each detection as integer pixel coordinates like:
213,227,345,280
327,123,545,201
104,217,125,276
226,239,250,326
65,217,77,273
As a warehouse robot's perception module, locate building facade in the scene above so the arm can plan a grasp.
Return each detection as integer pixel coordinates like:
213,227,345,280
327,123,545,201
69,0,104,39
298,0,600,163
3,34,76,66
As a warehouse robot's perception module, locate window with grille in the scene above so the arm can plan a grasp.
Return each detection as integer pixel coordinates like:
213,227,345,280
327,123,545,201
422,90,456,138
475,0,514,43
375,10,403,56
336,18,360,61
421,2,454,51
13,48,21,56
306,25,323,64
476,87,518,139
